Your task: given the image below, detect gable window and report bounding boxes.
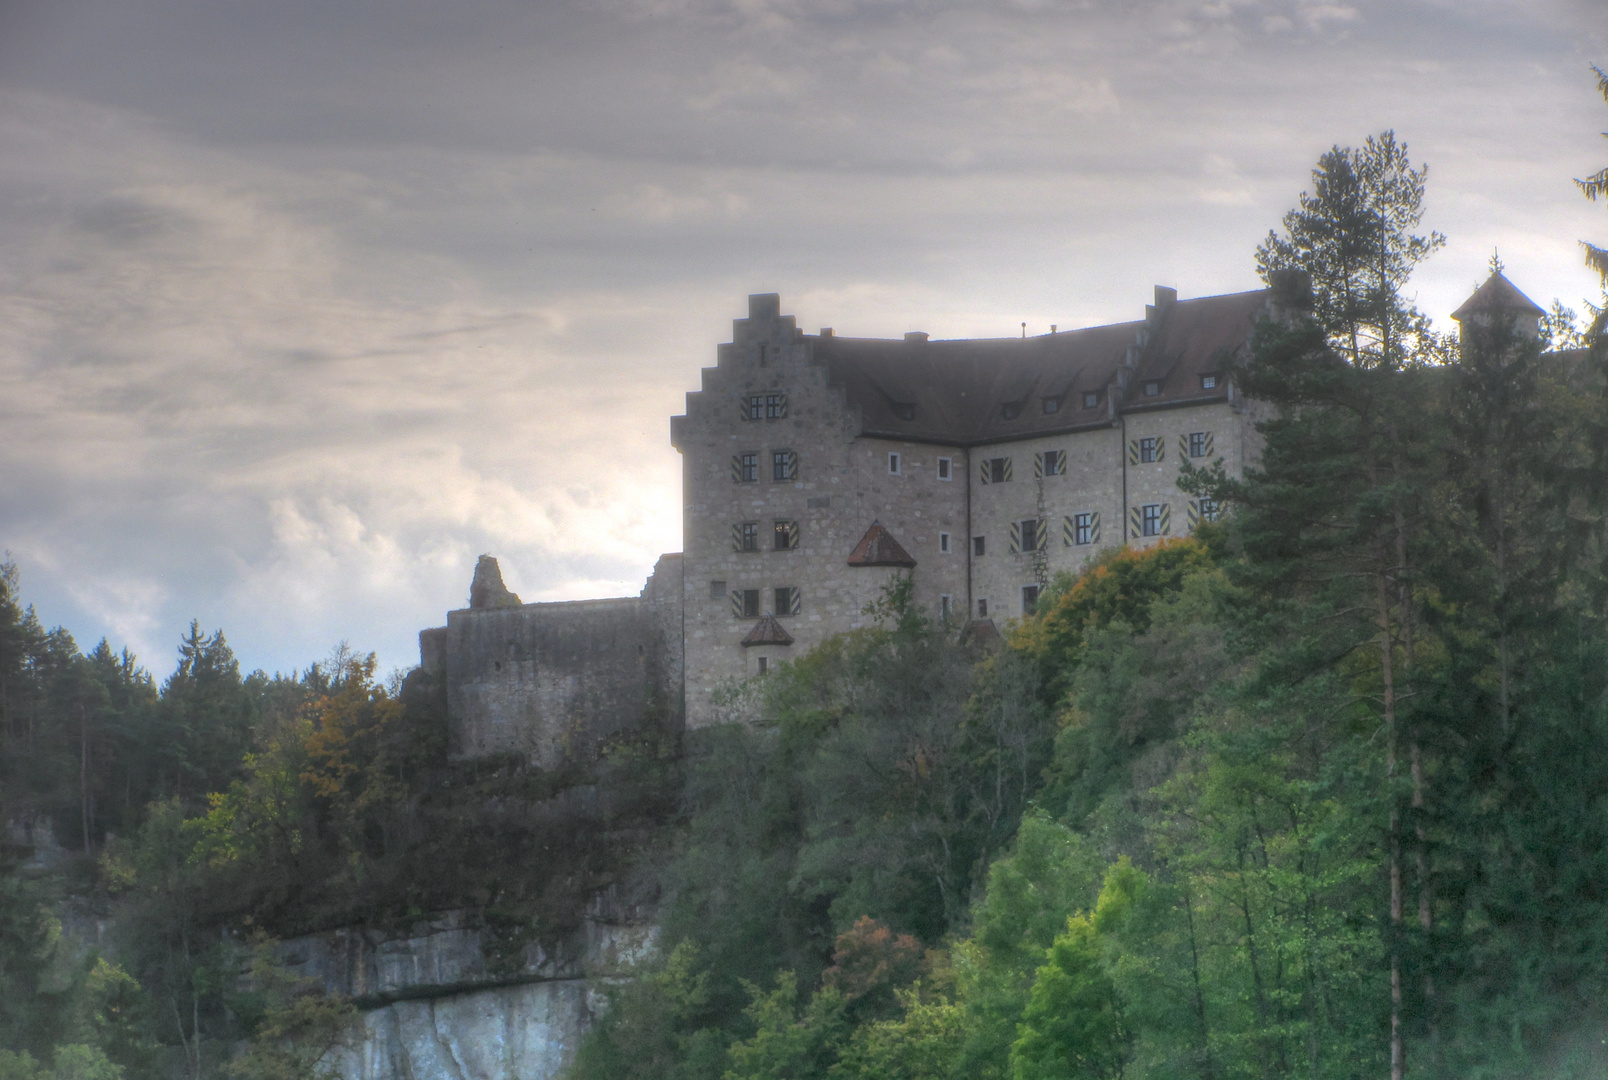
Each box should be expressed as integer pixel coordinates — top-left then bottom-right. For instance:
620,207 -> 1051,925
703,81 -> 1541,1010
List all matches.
1022,584 -> 1040,616
774,586 -> 801,615
1001,402 -> 1022,420
936,457 -> 952,480
1083,391 -> 1101,409
1187,431 -> 1211,458
1142,380 -> 1162,397
1200,373 -> 1218,390
733,452 -> 759,482
977,598 -> 989,618
939,532 -> 951,554
888,452 -> 901,474
733,588 -> 760,618
709,580 -> 726,599
773,520 -> 799,551
1139,437 -> 1160,463
1037,450 -> 1065,477
773,450 -> 797,481
764,393 -> 788,419
1141,503 -> 1163,537
973,535 -> 986,557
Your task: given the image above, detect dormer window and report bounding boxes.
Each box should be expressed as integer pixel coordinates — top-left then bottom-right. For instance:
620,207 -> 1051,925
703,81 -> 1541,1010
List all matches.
1001,403 -> 1023,420
1200,373 -> 1218,390
1142,380 -> 1162,397
1042,396 -> 1061,415
1082,391 -> 1101,409
894,403 -> 915,421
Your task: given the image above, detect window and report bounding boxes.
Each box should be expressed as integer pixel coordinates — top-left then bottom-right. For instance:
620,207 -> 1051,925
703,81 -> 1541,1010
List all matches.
1083,391 -> 1101,409
1016,518 -> 1042,553
1139,437 -> 1160,463
984,457 -> 1011,484
1001,403 -> 1022,420
940,595 -> 953,623
936,457 -> 952,480
1072,512 -> 1098,546
774,586 -> 800,615
939,532 -> 951,554
1198,498 -> 1220,523
973,535 -> 986,557
765,393 -> 788,419
1037,450 -> 1065,477
773,520 -> 799,551
1142,380 -> 1162,397
709,580 -> 726,599
757,343 -> 768,366
1200,373 -> 1218,390
1022,584 -> 1040,616
734,452 -> 759,482
757,656 -> 769,674
1141,503 -> 1163,537
894,403 -> 916,421
977,598 -> 989,618
1042,396 -> 1060,414
734,522 -> 759,552
746,394 -> 764,420
1187,431 -> 1210,458
773,450 -> 796,481
734,588 -> 760,617
888,452 -> 901,474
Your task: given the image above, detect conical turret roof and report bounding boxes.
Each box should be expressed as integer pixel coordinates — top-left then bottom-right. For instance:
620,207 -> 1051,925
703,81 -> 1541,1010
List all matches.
846,522 -> 917,568
1451,271 -> 1545,321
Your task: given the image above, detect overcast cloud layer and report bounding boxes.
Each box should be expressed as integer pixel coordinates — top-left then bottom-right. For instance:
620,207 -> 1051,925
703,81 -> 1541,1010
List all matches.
1,0 -> 1604,679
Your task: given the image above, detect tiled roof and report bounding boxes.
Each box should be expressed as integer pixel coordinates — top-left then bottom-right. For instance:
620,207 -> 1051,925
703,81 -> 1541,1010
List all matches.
847,523 -> 917,568
741,615 -> 795,647
810,288 -> 1270,446
1451,272 -> 1546,320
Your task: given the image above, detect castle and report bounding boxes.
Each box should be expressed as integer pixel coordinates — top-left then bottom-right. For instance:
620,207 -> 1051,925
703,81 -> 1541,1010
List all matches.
417,271 -> 1546,759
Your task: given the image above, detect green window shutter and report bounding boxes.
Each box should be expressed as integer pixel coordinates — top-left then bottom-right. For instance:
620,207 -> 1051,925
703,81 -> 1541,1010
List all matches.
1127,440 -> 1140,465
1204,432 -> 1214,456
1002,457 -> 1012,481
1008,521 -> 1021,553
787,587 -> 801,615
1187,500 -> 1200,530
777,396 -> 788,418
1033,453 -> 1042,479
1160,504 -> 1172,534
1156,439 -> 1165,462
1062,516 -> 1075,547
786,451 -> 798,479
730,591 -> 743,618
1090,512 -> 1101,545
731,524 -> 745,553
786,521 -> 800,549
1034,519 -> 1048,551
1129,506 -> 1142,538
731,456 -> 743,482
1178,434 -> 1189,459
979,460 -> 991,485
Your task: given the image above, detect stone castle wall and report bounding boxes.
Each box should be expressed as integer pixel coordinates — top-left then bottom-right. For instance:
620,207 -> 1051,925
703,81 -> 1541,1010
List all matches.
421,555 -> 683,768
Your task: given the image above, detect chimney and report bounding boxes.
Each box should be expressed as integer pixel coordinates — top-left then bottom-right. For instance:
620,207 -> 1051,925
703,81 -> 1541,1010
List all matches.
904,331 -> 929,344
819,327 -> 834,337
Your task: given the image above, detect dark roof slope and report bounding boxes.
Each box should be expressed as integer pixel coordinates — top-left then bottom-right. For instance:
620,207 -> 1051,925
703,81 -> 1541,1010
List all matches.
742,616 -> 795,647
810,288 -> 1269,446
1451,272 -> 1546,320
847,523 -> 917,568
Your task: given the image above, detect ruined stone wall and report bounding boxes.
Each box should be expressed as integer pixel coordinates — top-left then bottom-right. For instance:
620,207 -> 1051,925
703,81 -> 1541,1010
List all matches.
424,556 -> 683,768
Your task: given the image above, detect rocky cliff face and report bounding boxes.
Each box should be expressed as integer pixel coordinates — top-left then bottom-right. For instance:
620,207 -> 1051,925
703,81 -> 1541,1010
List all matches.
281,889 -> 656,1080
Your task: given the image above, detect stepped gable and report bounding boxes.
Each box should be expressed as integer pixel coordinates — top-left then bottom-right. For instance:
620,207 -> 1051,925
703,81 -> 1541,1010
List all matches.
1451,271 -> 1546,320
810,287 -> 1270,445
741,615 -> 795,647
847,522 -> 917,568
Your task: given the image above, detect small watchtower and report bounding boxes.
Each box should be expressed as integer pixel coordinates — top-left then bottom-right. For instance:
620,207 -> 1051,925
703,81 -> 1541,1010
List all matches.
1450,271 -> 1546,360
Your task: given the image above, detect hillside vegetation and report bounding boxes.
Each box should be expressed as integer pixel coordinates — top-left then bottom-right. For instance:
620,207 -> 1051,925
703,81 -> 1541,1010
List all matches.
4,88 -> 1608,1080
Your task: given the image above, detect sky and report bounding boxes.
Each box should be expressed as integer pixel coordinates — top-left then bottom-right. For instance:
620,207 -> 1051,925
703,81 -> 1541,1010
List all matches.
1,0 -> 1605,681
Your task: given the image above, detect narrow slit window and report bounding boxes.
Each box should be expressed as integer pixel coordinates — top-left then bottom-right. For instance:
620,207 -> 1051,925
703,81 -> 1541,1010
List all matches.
936,457 -> 952,480
939,532 -> 951,554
